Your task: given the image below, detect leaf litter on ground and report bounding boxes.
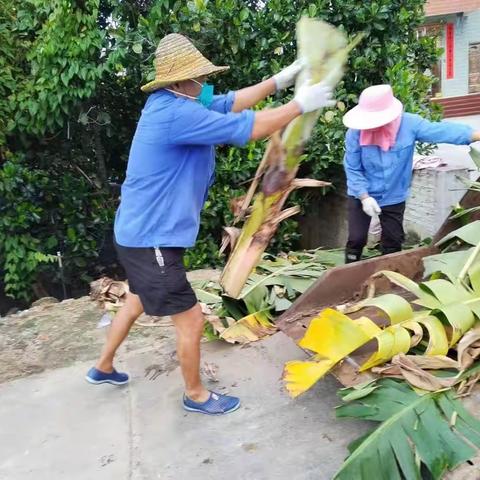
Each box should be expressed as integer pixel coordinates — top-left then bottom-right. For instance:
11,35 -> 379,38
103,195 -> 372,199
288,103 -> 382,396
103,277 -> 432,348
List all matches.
193,248 -> 345,343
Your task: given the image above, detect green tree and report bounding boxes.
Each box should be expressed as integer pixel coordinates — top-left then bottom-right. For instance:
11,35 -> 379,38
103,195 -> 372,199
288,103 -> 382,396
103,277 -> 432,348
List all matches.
0,0 -> 440,300
1,0 -> 115,300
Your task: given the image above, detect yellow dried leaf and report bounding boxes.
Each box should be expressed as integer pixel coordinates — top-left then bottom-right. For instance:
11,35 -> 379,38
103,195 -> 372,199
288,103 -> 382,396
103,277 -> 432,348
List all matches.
283,310 -> 380,398
363,294 -> 413,324
284,357 -> 335,398
402,321 -> 423,347
298,308 -> 377,361
355,316 -> 383,338
219,312 -> 276,344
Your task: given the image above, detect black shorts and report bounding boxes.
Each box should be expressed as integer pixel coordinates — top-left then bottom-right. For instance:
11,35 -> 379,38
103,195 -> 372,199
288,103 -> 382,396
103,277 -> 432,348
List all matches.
114,240 -> 197,316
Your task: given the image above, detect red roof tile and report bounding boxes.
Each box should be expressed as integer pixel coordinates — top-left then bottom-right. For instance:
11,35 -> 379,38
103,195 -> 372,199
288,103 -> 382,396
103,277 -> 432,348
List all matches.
425,0 -> 480,16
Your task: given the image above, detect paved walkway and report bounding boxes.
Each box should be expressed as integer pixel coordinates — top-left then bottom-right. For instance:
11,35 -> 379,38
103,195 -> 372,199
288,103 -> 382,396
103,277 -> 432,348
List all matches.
0,332 -> 368,480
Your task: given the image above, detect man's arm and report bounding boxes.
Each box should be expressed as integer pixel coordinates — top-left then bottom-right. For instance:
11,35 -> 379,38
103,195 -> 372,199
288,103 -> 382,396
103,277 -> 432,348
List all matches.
250,101 -> 301,139
250,82 -> 334,140
232,78 -> 276,112
232,59 -> 302,112
170,81 -> 333,146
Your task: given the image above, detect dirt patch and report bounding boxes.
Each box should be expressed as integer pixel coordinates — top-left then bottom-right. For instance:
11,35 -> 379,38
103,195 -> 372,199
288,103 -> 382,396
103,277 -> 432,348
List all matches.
0,296 -> 176,384
0,268 -> 220,384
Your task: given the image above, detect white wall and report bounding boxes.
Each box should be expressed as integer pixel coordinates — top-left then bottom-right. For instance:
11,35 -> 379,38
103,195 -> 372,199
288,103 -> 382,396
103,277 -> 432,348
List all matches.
404,165 -> 470,238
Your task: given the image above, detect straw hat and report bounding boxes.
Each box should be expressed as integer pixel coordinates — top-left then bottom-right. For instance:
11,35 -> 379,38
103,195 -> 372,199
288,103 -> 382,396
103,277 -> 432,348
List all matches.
141,33 -> 229,93
343,85 -> 403,130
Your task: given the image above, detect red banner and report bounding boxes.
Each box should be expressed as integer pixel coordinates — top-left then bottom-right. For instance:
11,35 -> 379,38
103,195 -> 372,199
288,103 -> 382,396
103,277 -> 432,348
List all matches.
446,23 -> 455,79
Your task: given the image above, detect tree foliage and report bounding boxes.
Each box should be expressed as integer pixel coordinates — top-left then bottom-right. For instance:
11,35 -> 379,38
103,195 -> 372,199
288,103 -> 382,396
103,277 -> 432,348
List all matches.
0,0 -> 440,300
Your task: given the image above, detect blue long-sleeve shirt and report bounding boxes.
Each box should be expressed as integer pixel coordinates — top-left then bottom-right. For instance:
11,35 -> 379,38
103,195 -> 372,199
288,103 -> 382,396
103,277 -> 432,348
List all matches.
343,112 -> 473,206
114,90 -> 255,248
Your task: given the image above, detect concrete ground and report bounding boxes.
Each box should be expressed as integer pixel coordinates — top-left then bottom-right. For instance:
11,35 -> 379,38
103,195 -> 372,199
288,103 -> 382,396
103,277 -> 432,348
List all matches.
0,328 -> 368,480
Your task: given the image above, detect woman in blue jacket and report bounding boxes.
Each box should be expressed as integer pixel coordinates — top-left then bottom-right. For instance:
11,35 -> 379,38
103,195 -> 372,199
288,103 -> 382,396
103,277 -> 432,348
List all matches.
342,84 -> 480,263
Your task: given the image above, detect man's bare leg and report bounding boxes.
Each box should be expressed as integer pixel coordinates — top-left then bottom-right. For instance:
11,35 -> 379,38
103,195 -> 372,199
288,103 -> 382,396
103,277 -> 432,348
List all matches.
95,292 -> 144,373
172,303 -> 210,402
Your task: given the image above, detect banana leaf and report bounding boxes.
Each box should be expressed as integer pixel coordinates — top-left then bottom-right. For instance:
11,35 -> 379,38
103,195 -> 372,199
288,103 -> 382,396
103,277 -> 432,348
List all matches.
238,261 -> 324,299
423,248 -> 474,281
470,145 -> 480,168
449,178 -> 480,220
281,247 -> 345,267
242,283 -> 271,314
435,220 -> 480,247
203,247 -> 343,343
334,378 -> 480,480
219,309 -> 276,344
271,294 -> 292,312
195,288 -> 222,305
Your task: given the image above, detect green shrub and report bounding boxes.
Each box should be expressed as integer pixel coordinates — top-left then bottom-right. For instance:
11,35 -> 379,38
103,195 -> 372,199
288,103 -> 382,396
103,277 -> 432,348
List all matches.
0,0 -> 440,299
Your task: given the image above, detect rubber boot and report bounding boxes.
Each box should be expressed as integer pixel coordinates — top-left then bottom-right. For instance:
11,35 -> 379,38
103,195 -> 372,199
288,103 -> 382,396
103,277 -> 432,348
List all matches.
345,249 -> 362,264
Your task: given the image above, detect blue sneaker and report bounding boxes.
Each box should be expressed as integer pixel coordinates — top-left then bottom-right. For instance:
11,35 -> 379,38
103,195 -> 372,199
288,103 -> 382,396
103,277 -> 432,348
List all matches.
85,367 -> 129,386
183,391 -> 241,415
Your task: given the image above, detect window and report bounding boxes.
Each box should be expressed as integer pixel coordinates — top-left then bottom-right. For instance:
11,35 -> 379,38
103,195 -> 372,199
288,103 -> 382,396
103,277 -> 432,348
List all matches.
469,43 -> 480,93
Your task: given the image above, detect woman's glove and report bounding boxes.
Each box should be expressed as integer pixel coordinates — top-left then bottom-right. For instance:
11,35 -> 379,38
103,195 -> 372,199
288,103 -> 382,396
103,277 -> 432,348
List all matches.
361,196 -> 382,217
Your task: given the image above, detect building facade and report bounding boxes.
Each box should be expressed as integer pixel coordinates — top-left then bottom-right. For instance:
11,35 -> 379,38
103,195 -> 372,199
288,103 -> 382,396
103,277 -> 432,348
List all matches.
423,0 -> 480,116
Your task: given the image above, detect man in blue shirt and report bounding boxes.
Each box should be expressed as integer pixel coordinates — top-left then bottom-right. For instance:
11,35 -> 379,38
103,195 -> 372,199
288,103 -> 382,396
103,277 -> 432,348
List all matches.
86,33 -> 334,415
342,84 -> 480,263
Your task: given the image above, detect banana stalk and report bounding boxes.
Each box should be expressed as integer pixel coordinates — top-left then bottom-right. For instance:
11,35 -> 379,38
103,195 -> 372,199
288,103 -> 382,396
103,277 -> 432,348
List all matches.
220,18 -> 363,298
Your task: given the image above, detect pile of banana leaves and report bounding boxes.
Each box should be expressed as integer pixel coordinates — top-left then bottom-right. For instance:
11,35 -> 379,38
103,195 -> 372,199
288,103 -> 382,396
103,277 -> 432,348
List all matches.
192,248 -> 344,343
284,214 -> 480,479
89,247 -> 345,340
285,219 -> 480,393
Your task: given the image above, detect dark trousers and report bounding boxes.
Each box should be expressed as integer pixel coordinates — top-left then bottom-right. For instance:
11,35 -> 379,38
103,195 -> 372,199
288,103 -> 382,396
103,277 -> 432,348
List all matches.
345,197 -> 405,263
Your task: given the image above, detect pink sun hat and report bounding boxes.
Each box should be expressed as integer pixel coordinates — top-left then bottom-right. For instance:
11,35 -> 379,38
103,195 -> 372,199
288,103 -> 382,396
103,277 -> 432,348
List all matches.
342,85 -> 403,130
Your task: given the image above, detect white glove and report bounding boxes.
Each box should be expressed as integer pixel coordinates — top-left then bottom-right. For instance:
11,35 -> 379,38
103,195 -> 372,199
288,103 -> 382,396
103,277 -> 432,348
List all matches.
273,59 -> 303,91
361,196 -> 382,217
294,81 -> 335,113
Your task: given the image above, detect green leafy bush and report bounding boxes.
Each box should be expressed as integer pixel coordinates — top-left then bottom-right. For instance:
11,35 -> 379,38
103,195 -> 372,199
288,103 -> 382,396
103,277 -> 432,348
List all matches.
0,0 -> 440,299
0,154 -> 112,300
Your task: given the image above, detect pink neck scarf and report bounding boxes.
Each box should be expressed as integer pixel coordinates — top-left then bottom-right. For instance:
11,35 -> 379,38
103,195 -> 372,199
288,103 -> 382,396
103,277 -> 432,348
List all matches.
359,114 -> 403,152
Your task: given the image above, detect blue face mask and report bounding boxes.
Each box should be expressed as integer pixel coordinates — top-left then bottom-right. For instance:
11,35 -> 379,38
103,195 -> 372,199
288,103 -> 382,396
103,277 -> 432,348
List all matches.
192,79 -> 214,108
198,83 -> 214,107
167,80 -> 215,107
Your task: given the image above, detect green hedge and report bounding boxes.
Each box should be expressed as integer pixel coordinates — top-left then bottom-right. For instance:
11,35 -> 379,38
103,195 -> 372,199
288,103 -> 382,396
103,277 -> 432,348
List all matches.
0,0 -> 439,299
